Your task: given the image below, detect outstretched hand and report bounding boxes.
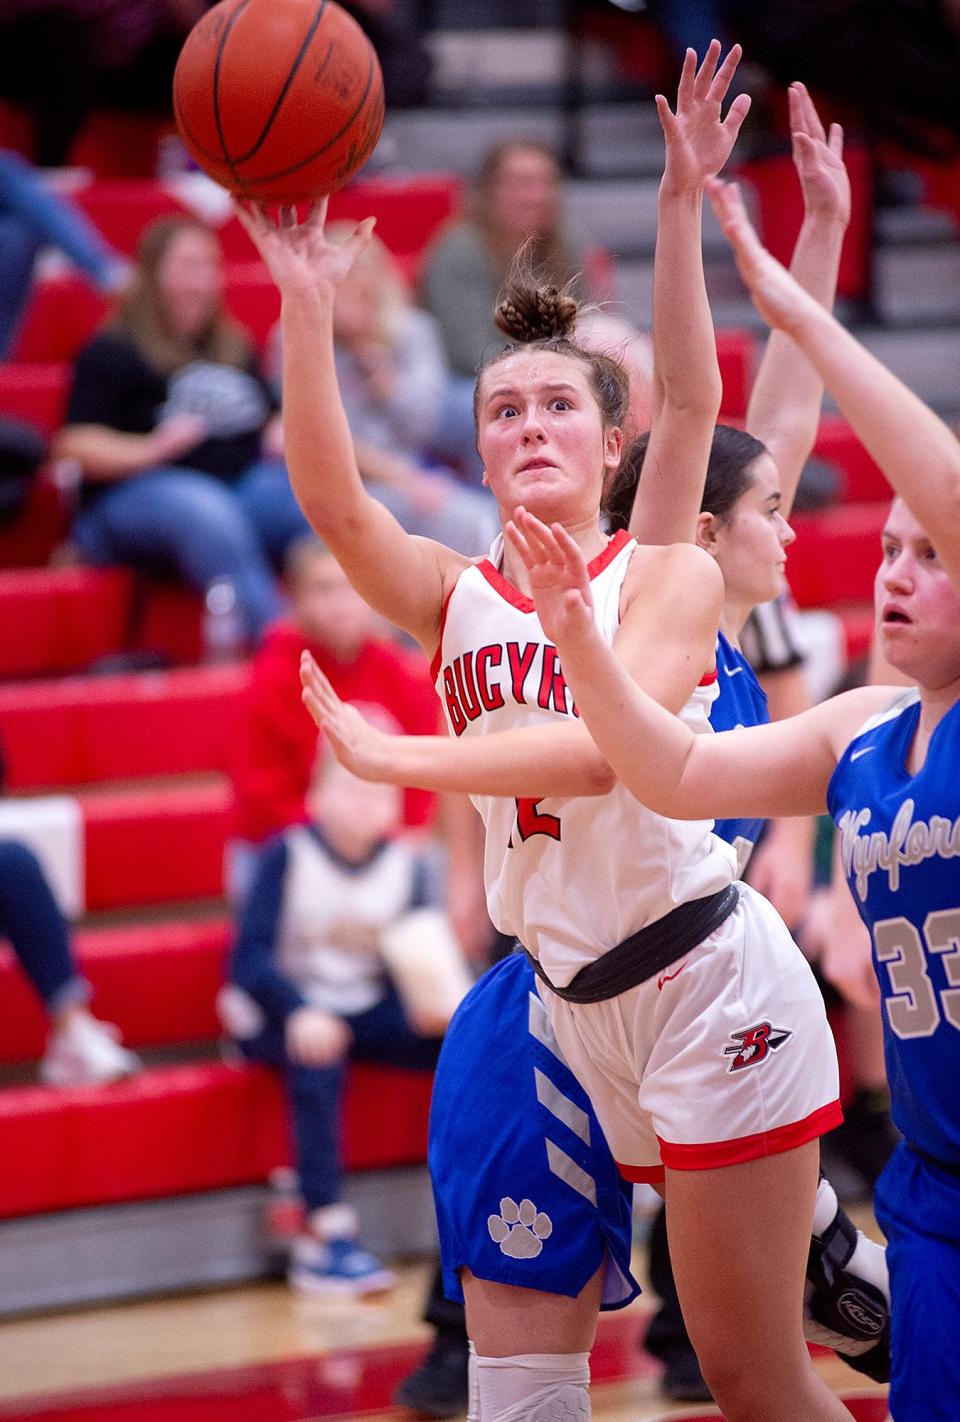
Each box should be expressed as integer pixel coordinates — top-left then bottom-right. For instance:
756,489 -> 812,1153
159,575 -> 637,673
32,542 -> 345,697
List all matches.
504,508 -> 598,650
789,81 -> 850,227
657,39 -> 751,195
706,177 -> 820,334
234,196 -> 376,300
300,651 -> 392,781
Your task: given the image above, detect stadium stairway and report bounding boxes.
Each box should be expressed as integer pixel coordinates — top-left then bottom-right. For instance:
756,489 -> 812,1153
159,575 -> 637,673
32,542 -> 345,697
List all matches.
0,661 -> 440,1315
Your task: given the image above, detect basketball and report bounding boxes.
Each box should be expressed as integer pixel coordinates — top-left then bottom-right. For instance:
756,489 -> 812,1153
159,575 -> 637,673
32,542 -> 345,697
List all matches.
172,0 -> 385,203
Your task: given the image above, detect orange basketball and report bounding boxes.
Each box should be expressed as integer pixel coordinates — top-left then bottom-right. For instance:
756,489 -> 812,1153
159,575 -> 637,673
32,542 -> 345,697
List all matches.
172,0 -> 385,203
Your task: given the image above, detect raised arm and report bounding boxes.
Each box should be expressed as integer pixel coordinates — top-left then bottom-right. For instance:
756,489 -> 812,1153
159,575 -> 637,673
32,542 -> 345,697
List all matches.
710,179 -> 960,587
235,200 -> 465,650
299,541 -> 720,800
745,83 -> 850,517
630,40 -> 751,546
506,509 -> 893,820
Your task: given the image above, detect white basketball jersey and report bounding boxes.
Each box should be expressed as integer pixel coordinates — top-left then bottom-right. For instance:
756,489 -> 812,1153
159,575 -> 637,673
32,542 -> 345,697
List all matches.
433,530 -> 737,987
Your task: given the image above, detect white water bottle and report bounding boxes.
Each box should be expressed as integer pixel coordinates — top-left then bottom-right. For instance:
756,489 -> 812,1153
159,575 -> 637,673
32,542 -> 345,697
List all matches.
203,578 -> 244,662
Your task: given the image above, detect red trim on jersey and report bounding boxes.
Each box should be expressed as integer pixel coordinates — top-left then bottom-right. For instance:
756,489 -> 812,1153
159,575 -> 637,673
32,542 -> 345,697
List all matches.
429,586 -> 457,683
477,528 -> 633,614
617,1161 -> 665,1185
657,1099 -> 844,1172
698,667 -> 718,686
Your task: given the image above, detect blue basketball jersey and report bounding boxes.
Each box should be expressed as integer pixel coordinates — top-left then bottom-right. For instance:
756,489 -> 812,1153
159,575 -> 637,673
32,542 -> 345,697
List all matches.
828,689 -> 960,1167
711,630 -> 769,871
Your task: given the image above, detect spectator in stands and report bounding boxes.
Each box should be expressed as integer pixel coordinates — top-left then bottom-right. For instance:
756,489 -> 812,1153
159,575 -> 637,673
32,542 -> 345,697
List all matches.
0,839 -> 141,1086
0,148 -> 129,359
268,229 -> 496,553
419,140 -> 591,481
56,216 -> 311,646
228,535 -> 441,903
218,742 -> 453,1296
0,1 -> 205,168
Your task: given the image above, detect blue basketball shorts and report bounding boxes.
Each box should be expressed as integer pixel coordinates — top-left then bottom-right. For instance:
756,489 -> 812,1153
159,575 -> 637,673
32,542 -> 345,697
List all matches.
428,951 -> 640,1309
874,1141 -> 960,1422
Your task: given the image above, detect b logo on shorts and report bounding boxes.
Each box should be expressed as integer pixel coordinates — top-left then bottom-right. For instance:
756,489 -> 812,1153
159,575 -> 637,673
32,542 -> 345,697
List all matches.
723,1021 -> 792,1072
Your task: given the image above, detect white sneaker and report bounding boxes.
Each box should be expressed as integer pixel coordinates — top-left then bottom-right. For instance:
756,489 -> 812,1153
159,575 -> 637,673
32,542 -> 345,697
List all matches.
40,1013 -> 142,1087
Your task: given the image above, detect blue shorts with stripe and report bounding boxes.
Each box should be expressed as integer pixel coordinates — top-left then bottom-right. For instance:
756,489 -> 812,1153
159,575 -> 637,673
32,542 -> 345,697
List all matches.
428,951 -> 640,1309
874,1142 -> 960,1422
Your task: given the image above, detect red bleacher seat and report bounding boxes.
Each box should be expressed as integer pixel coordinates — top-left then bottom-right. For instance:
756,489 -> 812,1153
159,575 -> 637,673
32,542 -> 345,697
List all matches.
11,278 -> 109,364
0,918 -> 230,1064
81,781 -> 231,911
72,181 -> 189,257
0,1059 -> 433,1219
814,417 -> 892,503
0,362 -> 70,433
327,175 -> 462,265
0,476 -> 67,570
0,567 -> 132,679
0,1064 -> 285,1218
0,364 -> 74,566
716,328 -> 756,418
736,147 -> 874,302
223,265 -> 280,350
787,503 -> 888,609
0,664 -> 248,790
0,568 -> 205,678
834,601 -> 877,665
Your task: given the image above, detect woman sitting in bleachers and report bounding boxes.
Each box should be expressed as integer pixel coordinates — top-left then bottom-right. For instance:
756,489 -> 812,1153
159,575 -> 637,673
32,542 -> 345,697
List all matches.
268,228 -> 497,557
55,216 -> 313,647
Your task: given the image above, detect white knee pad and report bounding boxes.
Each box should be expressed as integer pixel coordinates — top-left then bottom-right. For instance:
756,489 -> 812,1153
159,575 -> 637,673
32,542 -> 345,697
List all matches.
474,1351 -> 590,1422
468,1342 -> 480,1422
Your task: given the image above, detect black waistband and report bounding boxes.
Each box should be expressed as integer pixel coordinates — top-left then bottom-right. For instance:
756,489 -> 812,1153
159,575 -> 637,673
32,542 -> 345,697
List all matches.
527,883 -> 740,1005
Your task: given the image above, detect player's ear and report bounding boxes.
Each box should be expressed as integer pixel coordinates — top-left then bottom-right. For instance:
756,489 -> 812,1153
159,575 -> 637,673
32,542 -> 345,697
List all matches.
696,511 -> 720,555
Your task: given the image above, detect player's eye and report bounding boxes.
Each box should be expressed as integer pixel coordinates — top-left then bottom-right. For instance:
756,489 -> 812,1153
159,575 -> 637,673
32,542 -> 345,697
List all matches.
497,405 -> 518,419
550,398 -> 571,412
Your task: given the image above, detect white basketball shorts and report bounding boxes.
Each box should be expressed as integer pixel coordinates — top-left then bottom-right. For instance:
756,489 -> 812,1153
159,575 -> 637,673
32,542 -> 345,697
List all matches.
541,882 -> 841,1183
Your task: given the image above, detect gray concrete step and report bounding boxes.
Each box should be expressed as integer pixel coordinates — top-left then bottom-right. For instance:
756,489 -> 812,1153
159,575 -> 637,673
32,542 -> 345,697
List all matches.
873,241 -> 960,325
386,101 -> 663,177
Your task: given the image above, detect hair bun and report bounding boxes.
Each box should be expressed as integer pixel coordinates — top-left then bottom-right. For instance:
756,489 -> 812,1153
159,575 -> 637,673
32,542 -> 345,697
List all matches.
494,281 -> 579,344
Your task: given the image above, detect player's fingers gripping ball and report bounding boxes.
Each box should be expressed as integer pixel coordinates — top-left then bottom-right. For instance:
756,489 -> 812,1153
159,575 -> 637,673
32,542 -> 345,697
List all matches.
173,0 -> 385,203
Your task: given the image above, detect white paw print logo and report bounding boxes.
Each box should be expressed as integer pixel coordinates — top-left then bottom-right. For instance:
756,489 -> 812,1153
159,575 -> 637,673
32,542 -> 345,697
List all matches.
487,1197 -> 553,1258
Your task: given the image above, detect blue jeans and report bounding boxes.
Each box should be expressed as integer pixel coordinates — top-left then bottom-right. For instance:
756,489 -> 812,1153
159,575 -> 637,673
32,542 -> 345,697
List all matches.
239,987 -> 440,1211
72,467 -> 285,644
0,840 -> 88,1015
0,149 -> 121,358
233,459 -> 312,570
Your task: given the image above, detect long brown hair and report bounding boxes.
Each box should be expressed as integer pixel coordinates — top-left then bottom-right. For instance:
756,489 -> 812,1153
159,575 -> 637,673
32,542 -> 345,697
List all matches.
471,140 -> 579,291
107,216 -> 250,375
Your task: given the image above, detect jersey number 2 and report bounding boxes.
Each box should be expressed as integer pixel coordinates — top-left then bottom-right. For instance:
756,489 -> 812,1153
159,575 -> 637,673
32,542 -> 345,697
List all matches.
512,797 -> 561,844
874,910 -> 960,1039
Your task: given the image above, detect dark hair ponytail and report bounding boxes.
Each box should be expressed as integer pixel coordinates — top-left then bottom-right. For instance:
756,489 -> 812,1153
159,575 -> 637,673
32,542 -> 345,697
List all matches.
604,424 -> 768,531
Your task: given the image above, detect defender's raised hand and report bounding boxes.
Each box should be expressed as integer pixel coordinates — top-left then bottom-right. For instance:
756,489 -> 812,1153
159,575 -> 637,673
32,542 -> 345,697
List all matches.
789,81 -> 850,227
658,40 -> 751,195
707,178 -> 821,335
504,509 -> 598,651
234,196 -> 376,300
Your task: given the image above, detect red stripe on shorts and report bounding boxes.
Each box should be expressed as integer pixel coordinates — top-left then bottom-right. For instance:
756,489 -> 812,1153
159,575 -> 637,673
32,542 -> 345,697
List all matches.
657,1099 -> 844,1171
616,1161 -> 666,1185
